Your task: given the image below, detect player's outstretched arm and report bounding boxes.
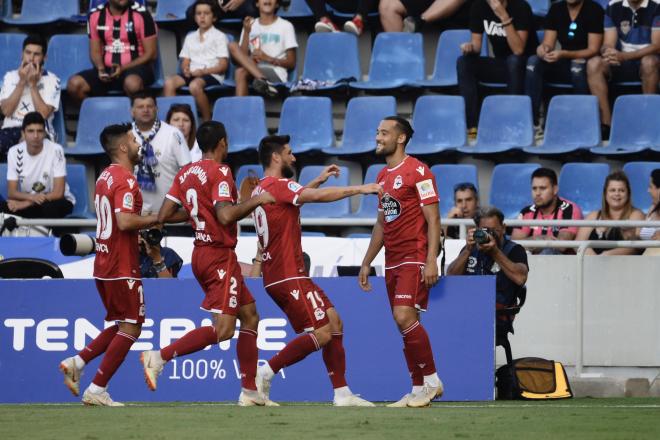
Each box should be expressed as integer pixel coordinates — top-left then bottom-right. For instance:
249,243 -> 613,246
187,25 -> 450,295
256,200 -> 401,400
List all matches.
157,198 -> 189,225
304,165 -> 340,189
298,183 -> 381,204
422,203 -> 441,288
116,212 -> 158,231
215,192 -> 276,225
359,211 -> 385,292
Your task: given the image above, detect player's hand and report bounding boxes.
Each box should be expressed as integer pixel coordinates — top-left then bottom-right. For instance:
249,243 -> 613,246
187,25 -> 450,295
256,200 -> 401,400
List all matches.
358,264 -> 372,292
316,164 -> 340,184
223,0 -> 245,12
258,191 -> 276,205
460,42 -> 474,55
360,183 -> 382,196
423,259 -> 439,288
109,64 -> 122,79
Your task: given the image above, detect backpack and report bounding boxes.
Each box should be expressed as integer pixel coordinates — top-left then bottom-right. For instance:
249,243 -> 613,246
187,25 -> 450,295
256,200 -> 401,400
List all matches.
496,357 -> 573,400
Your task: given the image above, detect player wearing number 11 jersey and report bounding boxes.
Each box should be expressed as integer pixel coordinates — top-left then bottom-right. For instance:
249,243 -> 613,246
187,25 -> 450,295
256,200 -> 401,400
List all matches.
252,135 -> 380,406
140,121 -> 274,406
59,124 -> 159,406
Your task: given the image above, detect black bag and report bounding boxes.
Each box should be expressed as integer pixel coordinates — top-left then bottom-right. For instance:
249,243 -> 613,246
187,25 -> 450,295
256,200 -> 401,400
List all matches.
496,357 -> 573,400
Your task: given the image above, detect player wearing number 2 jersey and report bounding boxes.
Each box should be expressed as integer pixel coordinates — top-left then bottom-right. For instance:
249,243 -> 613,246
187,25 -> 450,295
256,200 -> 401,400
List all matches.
140,121 -> 274,406
359,117 -> 444,408
252,135 -> 380,407
59,124 -> 158,406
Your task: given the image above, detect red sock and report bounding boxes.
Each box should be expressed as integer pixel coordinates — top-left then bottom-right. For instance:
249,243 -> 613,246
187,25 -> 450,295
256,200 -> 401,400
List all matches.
403,347 -> 424,386
401,321 -> 436,376
322,333 -> 347,389
268,333 -> 320,373
78,325 -> 118,364
160,326 -> 218,361
91,331 -> 136,388
237,328 -> 258,390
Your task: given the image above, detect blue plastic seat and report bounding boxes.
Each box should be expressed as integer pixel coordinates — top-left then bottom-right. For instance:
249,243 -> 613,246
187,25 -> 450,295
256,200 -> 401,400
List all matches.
45,34 -> 93,91
622,162 -> 660,211
66,164 -> 95,218
277,97 -> 334,154
527,0 -> 550,16
2,0 -> 79,25
154,0 -> 194,24
406,95 -> 466,154
180,33 -> 235,95
67,97 -> 132,157
430,164 -> 479,217
350,32 -> 424,91
355,163 -> 384,218
0,33 -> 27,78
279,0 -> 313,19
212,97 -> 267,154
300,33 -> 361,92
458,95 -> 534,155
0,163 -> 8,199
235,164 -> 264,189
558,163 -> 610,216
489,163 -> 541,219
322,96 -> 396,156
52,104 -> 66,146
302,231 -> 326,237
524,95 -> 601,155
299,166 -> 350,218
591,95 -> 660,155
156,96 -> 198,125
414,29 -> 472,88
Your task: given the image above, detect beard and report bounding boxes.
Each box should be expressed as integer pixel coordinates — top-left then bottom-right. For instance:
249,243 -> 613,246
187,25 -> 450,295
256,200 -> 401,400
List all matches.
282,163 -> 295,179
536,197 -> 556,211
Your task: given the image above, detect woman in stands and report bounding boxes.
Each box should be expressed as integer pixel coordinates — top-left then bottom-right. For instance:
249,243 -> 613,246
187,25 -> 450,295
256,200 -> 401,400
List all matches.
576,171 -> 645,255
166,104 -> 201,162
640,169 -> 660,255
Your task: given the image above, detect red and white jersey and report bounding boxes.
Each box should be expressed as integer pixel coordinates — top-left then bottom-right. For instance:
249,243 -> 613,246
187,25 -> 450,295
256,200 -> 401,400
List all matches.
252,176 -> 307,288
166,159 -> 238,248
93,164 -> 143,280
376,156 -> 439,269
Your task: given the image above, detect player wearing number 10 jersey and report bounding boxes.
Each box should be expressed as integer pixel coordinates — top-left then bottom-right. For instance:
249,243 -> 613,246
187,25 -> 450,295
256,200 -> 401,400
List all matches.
252,135 -> 380,406
140,121 -> 274,406
59,124 -> 159,406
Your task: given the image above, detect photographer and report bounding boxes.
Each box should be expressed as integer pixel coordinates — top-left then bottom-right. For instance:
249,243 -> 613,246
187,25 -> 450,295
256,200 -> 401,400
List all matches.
138,230 -> 183,279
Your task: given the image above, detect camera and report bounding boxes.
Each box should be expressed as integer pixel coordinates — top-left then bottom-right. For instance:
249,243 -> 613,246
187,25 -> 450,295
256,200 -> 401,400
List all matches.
140,228 -> 163,247
60,234 -> 96,256
473,228 -> 492,245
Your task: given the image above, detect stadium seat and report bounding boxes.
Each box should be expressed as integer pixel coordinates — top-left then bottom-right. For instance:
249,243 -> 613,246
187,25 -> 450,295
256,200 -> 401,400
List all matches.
0,33 -> 26,78
346,232 -> 372,238
2,0 -> 79,26
212,97 -> 267,154
278,97 -> 334,154
355,163 -> 383,218
302,231 -> 326,237
66,164 -> 95,219
298,165 -> 350,218
458,95 -> 534,155
300,33 -> 361,92
591,95 -> 660,155
45,34 -> 93,91
279,0 -> 313,19
489,163 -> 541,219
67,97 -> 132,157
180,33 -> 236,95
413,29 -> 472,88
0,258 -> 63,279
430,164 -> 479,217
558,163 -> 610,216
235,164 -> 264,189
524,95 -> 600,155
622,162 -> 660,211
154,0 -> 194,24
406,95 -> 466,155
52,104 -> 66,146
527,0 -> 550,16
156,96 -> 198,125
0,163 -> 8,198
350,32 -> 424,91
322,96 -> 396,156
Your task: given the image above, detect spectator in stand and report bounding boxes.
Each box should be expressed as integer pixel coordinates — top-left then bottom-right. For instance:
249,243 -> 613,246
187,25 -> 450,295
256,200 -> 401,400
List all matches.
379,0 -> 473,32
525,0 -> 604,137
234,0 -> 297,97
511,168 -> 583,254
307,0 -> 377,35
131,92 -> 191,215
67,0 -> 157,101
0,112 -> 75,218
164,0 -> 228,122
138,233 -> 183,279
445,182 -> 480,239
587,0 -> 660,138
458,0 -> 536,139
0,35 -> 61,155
576,171 -> 645,255
187,0 -> 258,24
640,169 -> 660,255
166,103 -> 201,162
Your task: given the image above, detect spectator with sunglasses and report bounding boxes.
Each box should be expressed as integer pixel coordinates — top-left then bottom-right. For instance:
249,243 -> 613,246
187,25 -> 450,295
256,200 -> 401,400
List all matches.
525,0 -> 604,138
445,182 -> 480,239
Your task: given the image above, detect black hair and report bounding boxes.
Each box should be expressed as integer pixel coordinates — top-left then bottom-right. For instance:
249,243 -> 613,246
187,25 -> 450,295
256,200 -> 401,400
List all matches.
255,0 -> 280,13
473,206 -> 504,226
193,0 -> 221,19
258,134 -> 290,167
99,123 -> 133,155
531,167 -> 558,186
453,182 -> 478,197
22,34 -> 47,55
382,116 -> 414,147
130,90 -> 156,106
166,103 -> 197,149
196,121 -> 227,153
21,112 -> 45,131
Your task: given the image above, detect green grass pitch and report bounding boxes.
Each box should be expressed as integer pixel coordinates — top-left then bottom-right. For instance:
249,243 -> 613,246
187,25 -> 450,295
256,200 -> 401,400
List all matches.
2,399 -> 660,439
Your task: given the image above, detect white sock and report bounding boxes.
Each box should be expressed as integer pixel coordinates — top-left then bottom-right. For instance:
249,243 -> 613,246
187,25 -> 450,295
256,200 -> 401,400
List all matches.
334,386 -> 352,399
88,383 -> 105,394
412,385 -> 424,394
242,387 -> 259,396
260,362 -> 275,379
424,373 -> 441,387
73,355 -> 86,370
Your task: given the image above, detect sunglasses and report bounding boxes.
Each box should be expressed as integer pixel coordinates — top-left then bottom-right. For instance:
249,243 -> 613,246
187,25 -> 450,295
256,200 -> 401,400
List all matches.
568,21 -> 577,39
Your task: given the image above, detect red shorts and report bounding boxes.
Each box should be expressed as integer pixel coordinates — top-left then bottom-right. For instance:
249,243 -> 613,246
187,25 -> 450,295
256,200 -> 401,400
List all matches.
192,246 -> 255,316
95,278 -> 145,324
385,264 -> 429,311
266,278 -> 333,334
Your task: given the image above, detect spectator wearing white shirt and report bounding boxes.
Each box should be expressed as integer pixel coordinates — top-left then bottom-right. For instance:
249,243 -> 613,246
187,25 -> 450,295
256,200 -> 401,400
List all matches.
0,35 -> 61,156
1,112 -> 75,218
131,92 -> 191,215
163,0 -> 229,122
166,103 -> 202,162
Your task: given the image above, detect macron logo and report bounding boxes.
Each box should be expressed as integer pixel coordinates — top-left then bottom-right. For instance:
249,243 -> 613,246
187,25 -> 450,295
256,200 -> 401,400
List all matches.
219,167 -> 229,176
416,166 -> 425,176
217,269 -> 226,280
290,289 -> 300,300
127,178 -> 135,189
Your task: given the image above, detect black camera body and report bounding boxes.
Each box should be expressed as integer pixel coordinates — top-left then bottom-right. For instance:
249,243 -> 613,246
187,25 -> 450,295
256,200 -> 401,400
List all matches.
473,228 -> 492,245
140,228 -> 163,246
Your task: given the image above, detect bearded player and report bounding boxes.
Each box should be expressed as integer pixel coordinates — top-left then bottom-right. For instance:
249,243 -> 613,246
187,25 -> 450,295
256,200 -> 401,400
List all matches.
59,124 -> 158,406
140,121 -> 275,406
359,116 -> 443,408
251,135 -> 380,406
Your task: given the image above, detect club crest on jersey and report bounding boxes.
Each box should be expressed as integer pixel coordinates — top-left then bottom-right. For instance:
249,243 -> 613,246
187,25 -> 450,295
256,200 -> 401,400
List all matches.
218,181 -> 230,198
381,193 -> 402,223
314,308 -> 326,321
288,181 -> 303,192
393,175 -> 403,190
416,179 -> 436,200
229,296 -> 238,308
122,192 -> 134,210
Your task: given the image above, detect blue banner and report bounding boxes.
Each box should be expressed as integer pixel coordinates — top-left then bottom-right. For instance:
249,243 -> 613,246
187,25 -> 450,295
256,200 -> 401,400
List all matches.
0,276 -> 494,403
